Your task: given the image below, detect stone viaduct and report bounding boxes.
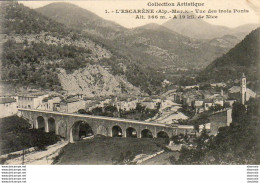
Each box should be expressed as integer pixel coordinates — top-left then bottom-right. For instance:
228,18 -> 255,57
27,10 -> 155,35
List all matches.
18,109 -> 195,143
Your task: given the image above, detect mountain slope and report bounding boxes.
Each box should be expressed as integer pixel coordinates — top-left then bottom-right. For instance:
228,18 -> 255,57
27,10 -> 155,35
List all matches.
232,24 -> 260,39
35,3 -> 241,70
162,14 -> 231,40
0,2 -> 149,96
162,14 -> 259,40
199,27 -> 260,90
112,24 -> 240,70
36,2 -> 126,39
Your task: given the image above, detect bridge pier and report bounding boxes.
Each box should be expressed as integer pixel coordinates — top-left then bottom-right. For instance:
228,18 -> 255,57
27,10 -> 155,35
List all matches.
122,130 -> 126,138
55,123 -> 59,135
69,128 -> 74,143
45,119 -> 49,133
35,118 -> 38,129
108,128 -> 113,137
137,131 -> 141,138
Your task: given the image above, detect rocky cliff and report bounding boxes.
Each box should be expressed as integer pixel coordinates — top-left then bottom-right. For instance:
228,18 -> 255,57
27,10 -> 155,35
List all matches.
58,64 -> 142,96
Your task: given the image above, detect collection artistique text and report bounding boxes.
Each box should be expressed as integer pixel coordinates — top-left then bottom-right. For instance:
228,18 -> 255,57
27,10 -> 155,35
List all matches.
147,2 -> 205,7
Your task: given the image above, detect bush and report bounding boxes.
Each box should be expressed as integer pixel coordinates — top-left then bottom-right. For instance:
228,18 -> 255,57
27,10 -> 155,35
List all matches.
175,99 -> 260,164
0,116 -> 60,154
169,155 -> 177,164
112,150 -> 135,165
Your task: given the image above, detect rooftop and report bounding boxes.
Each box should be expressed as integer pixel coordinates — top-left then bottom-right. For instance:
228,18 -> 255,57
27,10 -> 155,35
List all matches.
142,98 -> 154,102
228,86 -> 256,95
18,92 -> 48,98
42,95 -> 61,102
61,98 -> 81,104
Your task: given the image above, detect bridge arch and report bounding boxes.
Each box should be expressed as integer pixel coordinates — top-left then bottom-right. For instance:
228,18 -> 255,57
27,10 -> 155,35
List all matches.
112,125 -> 122,137
96,125 -> 108,136
70,121 -> 94,142
48,117 -> 56,132
157,131 -> 169,138
126,127 -> 137,138
141,129 -> 153,138
36,116 -> 45,131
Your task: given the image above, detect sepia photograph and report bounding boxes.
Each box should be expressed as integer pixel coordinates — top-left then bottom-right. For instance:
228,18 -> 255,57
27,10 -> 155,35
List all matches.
0,0 -> 259,169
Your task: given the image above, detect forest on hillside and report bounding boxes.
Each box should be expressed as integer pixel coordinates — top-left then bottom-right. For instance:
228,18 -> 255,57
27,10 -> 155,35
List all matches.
198,27 -> 260,92
0,2 -> 165,94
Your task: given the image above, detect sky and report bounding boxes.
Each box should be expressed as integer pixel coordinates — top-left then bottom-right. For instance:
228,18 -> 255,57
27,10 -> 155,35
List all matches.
20,0 -> 260,28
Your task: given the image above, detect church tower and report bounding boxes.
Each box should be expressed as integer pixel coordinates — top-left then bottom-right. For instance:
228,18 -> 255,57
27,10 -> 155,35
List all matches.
240,73 -> 246,105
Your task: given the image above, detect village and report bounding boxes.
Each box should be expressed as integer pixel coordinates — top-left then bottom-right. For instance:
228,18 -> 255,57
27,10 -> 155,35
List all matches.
0,73 -> 256,139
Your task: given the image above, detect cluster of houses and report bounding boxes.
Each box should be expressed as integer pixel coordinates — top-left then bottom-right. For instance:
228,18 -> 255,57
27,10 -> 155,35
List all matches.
17,93 -> 87,113
0,93 -> 86,117
0,74 -> 257,122
0,91 -> 177,118
85,95 -> 176,113
180,89 -> 233,113
168,74 -> 256,114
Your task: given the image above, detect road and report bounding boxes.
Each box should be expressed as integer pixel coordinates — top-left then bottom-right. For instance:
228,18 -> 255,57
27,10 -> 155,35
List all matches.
4,140 -> 68,165
139,151 -> 180,165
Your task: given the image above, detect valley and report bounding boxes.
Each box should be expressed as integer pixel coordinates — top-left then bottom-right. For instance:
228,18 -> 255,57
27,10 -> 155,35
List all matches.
0,1 -> 259,166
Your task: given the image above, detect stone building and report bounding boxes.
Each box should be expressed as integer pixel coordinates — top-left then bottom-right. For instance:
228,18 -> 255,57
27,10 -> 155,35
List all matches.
59,98 -> 86,113
0,97 -> 18,118
141,98 -> 159,110
37,96 -> 62,111
17,93 -> 49,109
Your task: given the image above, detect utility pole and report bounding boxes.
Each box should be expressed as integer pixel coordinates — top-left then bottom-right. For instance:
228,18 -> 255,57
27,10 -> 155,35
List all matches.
22,149 -> 25,165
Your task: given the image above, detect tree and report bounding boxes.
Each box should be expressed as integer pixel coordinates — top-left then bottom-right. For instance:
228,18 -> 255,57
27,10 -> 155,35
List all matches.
209,104 -> 225,112
78,109 -> 88,114
247,98 -> 260,118
196,129 -> 209,150
171,135 -> 181,144
91,107 -> 103,115
136,103 -> 145,113
105,105 -> 117,113
169,155 -> 177,164
175,98 -> 260,165
232,102 -> 247,125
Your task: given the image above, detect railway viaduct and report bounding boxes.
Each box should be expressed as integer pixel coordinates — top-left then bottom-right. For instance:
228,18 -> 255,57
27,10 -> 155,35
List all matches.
18,109 -> 195,143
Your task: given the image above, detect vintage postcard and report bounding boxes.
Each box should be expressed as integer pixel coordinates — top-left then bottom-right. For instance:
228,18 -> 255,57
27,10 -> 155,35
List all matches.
0,0 -> 259,170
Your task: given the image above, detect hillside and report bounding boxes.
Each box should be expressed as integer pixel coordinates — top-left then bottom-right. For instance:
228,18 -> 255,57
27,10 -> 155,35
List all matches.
162,13 -> 259,40
2,2 -> 258,96
0,2 -> 155,95
232,24 -> 260,39
35,2 -> 240,72
199,27 -> 260,91
112,24 -> 240,70
207,35 -> 241,48
36,2 -> 126,39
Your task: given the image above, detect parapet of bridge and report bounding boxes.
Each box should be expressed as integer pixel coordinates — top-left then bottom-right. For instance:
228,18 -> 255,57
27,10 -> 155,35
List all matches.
18,108 -> 195,143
